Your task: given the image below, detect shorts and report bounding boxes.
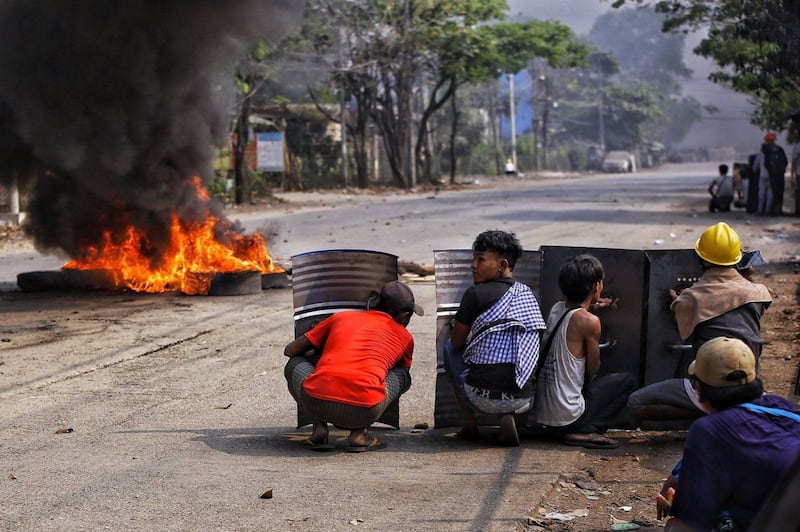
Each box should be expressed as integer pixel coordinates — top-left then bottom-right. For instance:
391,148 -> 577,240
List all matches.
443,339 -> 532,415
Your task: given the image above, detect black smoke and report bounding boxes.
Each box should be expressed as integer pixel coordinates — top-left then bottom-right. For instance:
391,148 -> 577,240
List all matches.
0,0 -> 300,262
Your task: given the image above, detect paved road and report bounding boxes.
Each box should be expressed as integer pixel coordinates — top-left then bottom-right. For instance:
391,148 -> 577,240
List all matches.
1,163 -> 796,530
229,162 -> 797,268
2,163 -> 795,284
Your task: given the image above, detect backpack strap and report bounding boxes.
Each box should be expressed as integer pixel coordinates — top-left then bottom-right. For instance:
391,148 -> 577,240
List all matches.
738,402 -> 800,422
534,309 -> 571,380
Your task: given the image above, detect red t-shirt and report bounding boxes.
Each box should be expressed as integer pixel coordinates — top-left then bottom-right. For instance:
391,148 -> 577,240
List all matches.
302,310 -> 414,407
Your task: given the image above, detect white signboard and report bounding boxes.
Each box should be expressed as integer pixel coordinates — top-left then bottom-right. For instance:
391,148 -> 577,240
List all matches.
256,132 -> 284,172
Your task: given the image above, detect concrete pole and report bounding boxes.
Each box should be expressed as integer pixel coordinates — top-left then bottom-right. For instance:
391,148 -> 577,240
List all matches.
508,73 -> 517,171
340,76 -> 348,188
598,75 -> 606,153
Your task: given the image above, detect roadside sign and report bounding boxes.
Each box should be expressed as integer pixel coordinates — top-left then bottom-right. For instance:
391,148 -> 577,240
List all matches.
256,132 -> 284,172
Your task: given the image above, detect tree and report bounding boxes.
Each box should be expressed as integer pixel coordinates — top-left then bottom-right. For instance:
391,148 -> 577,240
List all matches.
417,18 -> 586,182
301,0 -> 378,189
481,21 -> 587,173
232,42 -> 275,203
540,69 -> 660,159
613,0 -> 800,130
587,6 -> 701,147
304,0 -> 586,187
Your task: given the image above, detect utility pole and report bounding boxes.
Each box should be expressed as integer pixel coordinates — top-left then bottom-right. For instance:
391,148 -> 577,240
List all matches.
508,73 -> 517,172
541,75 -> 551,170
597,75 -> 606,153
340,76 -> 348,188
338,26 -> 349,188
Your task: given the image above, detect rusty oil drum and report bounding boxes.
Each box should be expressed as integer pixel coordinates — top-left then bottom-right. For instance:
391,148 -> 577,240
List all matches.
290,249 -> 398,337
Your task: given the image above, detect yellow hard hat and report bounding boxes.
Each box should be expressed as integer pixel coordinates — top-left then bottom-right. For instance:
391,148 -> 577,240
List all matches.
694,222 -> 742,266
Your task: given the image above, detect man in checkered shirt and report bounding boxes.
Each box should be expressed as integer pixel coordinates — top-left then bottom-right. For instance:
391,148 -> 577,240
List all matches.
442,230 -> 546,446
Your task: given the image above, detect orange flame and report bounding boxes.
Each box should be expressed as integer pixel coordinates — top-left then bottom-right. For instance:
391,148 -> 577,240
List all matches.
63,178 -> 283,295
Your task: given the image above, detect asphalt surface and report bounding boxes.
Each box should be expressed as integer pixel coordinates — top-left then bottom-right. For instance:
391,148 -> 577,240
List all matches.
1,279 -> 588,531
2,164 -> 797,530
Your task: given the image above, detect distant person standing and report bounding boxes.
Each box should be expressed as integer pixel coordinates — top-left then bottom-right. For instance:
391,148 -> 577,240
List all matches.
504,158 -> 517,176
752,142 -> 771,215
791,130 -> 800,217
754,132 -> 787,215
707,164 -> 733,212
731,162 -> 748,208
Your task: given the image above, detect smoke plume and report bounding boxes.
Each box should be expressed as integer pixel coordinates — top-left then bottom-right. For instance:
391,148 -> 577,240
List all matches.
0,0 -> 300,261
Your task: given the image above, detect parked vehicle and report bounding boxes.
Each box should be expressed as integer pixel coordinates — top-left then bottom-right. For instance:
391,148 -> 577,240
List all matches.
602,150 -> 636,173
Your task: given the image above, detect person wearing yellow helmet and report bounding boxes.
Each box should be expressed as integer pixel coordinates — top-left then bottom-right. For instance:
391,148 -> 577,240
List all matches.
627,222 -> 772,424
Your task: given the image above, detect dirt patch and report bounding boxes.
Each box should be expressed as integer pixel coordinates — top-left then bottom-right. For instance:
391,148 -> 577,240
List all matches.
529,261 -> 800,531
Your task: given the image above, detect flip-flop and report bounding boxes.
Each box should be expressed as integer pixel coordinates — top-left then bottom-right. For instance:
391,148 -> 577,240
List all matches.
301,437 -> 336,452
344,436 -> 387,453
564,437 -> 619,449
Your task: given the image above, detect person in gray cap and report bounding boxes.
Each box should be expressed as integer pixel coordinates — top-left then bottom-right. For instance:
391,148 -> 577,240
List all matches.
283,280 -> 423,452
655,337 -> 800,532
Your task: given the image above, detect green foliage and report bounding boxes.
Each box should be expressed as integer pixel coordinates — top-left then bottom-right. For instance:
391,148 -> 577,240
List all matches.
281,109 -> 342,188
477,20 -> 587,78
615,0 -> 800,130
585,6 -> 700,147
590,7 -> 691,92
602,83 -> 663,149
566,146 -> 588,171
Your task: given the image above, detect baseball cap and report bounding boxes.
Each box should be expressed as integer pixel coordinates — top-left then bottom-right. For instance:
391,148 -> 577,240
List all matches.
376,281 -> 424,316
764,132 -> 777,142
688,337 -> 756,387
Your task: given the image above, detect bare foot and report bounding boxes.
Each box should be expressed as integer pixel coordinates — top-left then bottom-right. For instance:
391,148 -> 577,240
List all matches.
346,428 -> 371,447
309,421 -> 329,445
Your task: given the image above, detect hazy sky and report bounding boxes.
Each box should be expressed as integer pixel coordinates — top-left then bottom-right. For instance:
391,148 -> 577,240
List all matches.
506,0 -> 765,151
507,0 -> 609,34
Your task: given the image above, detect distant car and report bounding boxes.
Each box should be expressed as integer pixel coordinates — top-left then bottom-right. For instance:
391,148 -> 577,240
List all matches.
602,151 -> 636,173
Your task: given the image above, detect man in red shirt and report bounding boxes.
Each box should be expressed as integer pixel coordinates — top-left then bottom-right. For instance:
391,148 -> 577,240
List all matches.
284,281 -> 423,452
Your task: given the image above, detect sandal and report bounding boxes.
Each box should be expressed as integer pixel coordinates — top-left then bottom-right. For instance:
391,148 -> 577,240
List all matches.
301,437 -> 336,452
344,436 -> 387,453
563,436 -> 619,449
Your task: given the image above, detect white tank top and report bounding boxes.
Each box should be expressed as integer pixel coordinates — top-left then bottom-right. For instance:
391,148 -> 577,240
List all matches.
533,303 -> 586,426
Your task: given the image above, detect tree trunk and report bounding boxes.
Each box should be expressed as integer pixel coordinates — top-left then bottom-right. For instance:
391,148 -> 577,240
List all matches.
233,97 -> 251,205
415,76 -> 454,184
487,85 -> 503,175
449,86 -> 459,185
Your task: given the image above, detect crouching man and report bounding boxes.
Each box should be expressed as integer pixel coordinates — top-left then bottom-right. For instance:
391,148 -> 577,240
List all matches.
658,337 -> 800,531
283,281 -> 423,452
443,230 -> 547,446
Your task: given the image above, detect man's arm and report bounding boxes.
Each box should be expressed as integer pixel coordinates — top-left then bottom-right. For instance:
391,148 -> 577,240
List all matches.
284,336 -> 315,357
450,320 -> 470,351
583,314 -> 602,379
566,310 -> 602,379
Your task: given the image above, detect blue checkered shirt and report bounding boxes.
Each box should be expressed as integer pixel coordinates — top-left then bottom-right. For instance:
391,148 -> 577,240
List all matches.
464,281 -> 546,389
